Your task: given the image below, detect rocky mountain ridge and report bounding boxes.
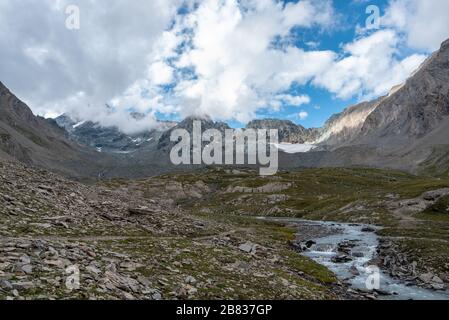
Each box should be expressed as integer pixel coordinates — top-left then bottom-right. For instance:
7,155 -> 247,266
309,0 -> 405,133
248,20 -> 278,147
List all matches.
2,38 -> 449,177
157,116 -> 231,151
56,114 -> 318,154
357,39 -> 449,146
246,119 -> 320,144
316,38 -> 449,151
55,114 -> 176,154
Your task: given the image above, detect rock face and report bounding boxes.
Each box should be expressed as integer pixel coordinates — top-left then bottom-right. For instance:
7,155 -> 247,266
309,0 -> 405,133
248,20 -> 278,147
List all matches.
55,114 -> 176,154
315,99 -> 381,148
246,119 -> 319,144
0,82 -> 180,179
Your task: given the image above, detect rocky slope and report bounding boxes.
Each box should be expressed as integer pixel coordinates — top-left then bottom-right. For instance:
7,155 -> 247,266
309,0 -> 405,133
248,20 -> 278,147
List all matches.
349,39 -> 449,173
0,81 -> 116,177
313,39 -> 449,150
0,159 -> 352,300
315,99 -> 382,148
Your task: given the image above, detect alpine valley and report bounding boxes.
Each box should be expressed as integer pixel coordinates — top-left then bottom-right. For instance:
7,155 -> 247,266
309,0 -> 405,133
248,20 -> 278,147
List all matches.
1,39 -> 449,301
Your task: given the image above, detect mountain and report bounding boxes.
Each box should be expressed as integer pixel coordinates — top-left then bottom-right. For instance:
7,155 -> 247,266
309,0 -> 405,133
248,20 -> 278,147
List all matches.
2,39 -> 449,178
246,119 -> 320,144
55,114 -> 176,154
0,83 -> 232,179
283,38 -> 449,174
318,39 -> 449,150
158,116 -> 231,151
0,81 -> 110,177
358,39 -> 449,146
0,81 -> 181,179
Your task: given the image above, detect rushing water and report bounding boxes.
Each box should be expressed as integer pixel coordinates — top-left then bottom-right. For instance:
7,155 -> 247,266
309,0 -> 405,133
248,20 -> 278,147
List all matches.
261,218 -> 449,300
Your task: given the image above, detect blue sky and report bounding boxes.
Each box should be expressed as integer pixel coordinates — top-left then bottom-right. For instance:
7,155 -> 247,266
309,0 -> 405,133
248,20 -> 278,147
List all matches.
1,0 -> 448,134
253,0 -> 390,128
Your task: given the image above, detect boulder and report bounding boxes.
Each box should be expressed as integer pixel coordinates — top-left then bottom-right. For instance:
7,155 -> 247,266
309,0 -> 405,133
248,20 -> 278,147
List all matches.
239,242 -> 258,254
419,273 -> 434,284
332,254 -> 352,263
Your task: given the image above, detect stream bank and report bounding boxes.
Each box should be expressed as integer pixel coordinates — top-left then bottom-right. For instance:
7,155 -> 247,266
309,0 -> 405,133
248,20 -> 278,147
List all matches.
262,218 -> 449,300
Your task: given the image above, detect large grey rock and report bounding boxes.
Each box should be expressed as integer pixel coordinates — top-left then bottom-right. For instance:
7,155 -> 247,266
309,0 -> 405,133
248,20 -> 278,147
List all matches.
419,272 -> 434,283
21,264 -> 33,274
239,242 -> 258,254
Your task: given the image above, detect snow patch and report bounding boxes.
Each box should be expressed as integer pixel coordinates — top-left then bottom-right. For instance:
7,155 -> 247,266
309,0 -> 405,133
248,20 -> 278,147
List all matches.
272,143 -> 317,154
73,121 -> 86,129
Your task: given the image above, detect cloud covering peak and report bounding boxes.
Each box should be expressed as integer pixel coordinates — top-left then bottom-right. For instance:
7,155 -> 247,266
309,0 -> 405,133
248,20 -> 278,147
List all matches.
0,0 -> 448,132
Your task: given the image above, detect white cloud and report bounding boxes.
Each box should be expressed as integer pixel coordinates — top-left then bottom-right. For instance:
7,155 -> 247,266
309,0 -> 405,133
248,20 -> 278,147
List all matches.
298,111 -> 309,120
148,61 -> 174,86
313,30 -> 427,99
275,94 -> 311,107
0,0 -> 182,132
383,0 -> 449,51
129,0 -> 335,124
